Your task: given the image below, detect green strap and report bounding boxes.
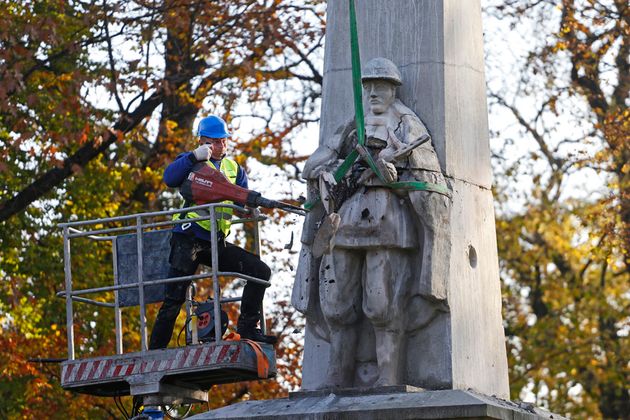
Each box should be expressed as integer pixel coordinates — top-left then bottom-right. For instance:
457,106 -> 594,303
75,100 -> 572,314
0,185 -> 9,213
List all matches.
303,0 -> 363,212
349,0 -> 365,149
333,150 -> 358,183
349,0 -> 396,186
389,181 -> 450,195
347,0 -> 450,197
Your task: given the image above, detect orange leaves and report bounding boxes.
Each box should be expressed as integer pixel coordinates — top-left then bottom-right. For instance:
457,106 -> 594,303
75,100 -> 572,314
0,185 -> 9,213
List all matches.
0,325 -> 105,418
0,336 -> 38,379
77,122 -> 90,145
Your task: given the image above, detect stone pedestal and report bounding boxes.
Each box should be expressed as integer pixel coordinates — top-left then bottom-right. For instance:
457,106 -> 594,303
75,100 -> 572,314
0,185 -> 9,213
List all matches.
299,0 -> 509,398
189,387 -> 563,420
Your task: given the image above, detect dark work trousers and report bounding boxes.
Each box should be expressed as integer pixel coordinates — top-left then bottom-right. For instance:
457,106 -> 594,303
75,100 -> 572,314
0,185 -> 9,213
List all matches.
148,232 -> 271,350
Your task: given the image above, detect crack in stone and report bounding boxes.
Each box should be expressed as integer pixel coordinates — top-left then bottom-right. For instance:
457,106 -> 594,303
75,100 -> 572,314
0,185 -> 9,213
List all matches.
444,175 -> 492,191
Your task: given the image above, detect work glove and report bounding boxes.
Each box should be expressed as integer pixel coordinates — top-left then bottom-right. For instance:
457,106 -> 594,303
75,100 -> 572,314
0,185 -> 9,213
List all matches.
192,144 -> 211,161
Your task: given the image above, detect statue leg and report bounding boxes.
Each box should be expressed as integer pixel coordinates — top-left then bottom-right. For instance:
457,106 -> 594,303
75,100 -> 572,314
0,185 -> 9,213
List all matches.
363,249 -> 411,386
319,248 -> 363,387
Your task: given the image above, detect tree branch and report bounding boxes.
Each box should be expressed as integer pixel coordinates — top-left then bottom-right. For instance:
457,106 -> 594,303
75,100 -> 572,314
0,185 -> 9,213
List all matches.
0,89 -> 164,223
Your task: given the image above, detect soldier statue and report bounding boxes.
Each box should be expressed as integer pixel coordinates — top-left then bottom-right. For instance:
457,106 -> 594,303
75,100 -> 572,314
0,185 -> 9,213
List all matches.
294,58 -> 451,388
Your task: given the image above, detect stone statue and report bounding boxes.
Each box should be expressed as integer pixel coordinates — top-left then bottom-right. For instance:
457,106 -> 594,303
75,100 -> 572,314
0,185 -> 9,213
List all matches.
293,58 -> 452,388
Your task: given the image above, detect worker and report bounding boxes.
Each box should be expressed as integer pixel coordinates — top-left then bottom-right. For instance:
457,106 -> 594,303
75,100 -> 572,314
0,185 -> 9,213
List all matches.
149,115 -> 277,349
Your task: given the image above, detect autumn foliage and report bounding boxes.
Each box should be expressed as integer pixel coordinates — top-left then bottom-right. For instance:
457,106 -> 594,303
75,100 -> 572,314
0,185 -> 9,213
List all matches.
486,0 -> 628,418
1,0 -> 322,418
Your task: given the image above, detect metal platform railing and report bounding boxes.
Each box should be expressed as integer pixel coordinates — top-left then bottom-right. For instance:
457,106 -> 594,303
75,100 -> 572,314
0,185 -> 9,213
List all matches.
57,203 -> 269,360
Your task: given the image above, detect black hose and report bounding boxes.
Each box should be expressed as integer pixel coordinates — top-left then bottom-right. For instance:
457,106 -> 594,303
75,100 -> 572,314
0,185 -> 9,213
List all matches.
177,317 -> 191,347
27,357 -> 66,363
114,396 -> 129,419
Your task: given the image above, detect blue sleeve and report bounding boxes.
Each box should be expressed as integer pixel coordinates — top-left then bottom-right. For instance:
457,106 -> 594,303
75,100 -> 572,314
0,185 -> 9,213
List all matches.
164,152 -> 195,187
236,165 -> 248,189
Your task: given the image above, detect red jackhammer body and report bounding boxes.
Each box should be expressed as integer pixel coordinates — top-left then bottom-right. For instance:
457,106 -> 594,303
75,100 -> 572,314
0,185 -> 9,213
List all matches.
179,164 -> 306,215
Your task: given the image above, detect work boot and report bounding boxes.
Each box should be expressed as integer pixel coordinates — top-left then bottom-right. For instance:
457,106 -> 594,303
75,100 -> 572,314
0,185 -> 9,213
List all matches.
237,315 -> 278,345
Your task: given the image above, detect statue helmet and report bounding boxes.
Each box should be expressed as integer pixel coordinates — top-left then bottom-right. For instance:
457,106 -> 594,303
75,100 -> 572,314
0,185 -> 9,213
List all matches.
361,57 -> 402,86
197,115 -> 231,138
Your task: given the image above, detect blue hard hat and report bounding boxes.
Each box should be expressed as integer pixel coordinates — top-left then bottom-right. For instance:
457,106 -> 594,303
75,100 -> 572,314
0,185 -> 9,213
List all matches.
197,115 -> 230,138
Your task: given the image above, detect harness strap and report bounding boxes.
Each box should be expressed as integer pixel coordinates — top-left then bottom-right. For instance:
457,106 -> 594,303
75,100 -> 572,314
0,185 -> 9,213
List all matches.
349,0 -> 365,151
242,339 -> 270,378
224,333 -> 271,379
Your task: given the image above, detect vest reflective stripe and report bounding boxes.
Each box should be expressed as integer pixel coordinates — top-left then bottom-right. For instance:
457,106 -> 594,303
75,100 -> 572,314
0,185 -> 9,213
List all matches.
174,158 -> 239,236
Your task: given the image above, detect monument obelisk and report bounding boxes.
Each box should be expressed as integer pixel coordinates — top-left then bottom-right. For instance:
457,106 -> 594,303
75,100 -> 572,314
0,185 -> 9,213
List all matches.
191,2 -> 565,418
296,0 -> 509,398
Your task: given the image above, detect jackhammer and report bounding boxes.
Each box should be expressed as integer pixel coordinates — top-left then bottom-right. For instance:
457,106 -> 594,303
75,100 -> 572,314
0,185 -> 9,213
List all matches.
179,163 -> 307,216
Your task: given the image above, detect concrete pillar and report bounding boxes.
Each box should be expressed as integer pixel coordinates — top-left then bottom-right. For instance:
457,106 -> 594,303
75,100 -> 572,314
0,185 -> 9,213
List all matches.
301,0 -> 509,398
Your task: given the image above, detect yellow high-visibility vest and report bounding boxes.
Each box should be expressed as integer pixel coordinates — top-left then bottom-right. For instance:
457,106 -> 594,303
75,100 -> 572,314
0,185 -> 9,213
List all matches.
174,158 -> 239,237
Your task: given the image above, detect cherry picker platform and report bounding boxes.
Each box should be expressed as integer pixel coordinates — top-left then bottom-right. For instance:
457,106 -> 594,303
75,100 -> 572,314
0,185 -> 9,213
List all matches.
61,340 -> 275,403
57,203 -> 278,408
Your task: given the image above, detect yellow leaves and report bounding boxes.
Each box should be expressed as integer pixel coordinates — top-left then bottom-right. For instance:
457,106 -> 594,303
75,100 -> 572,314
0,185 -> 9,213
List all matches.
165,119 -> 179,131
164,140 -> 177,153
234,154 -> 247,167
553,41 -> 567,52
56,73 -> 73,83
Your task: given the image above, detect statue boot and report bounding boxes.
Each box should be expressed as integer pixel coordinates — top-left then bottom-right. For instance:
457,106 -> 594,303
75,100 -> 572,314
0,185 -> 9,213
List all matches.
326,325 -> 358,388
373,327 -> 404,386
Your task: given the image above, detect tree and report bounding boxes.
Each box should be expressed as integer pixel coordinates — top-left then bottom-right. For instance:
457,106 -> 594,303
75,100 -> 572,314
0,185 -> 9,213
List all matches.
0,0 -> 323,417
484,0 -> 628,417
0,0 -> 323,221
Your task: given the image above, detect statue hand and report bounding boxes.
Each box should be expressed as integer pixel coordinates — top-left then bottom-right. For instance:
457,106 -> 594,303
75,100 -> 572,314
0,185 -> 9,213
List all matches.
376,159 -> 397,183
379,129 -> 404,162
388,128 -> 405,148
379,147 -> 396,163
